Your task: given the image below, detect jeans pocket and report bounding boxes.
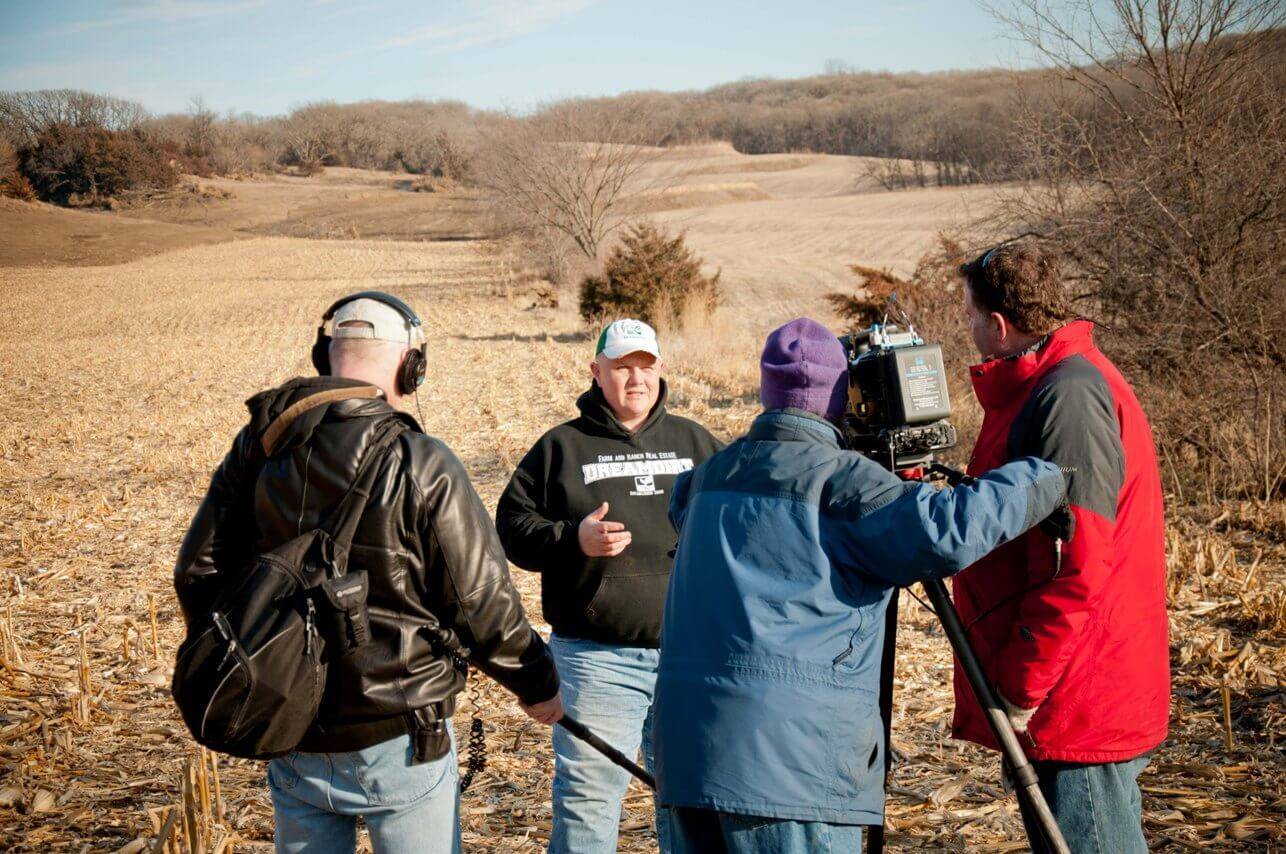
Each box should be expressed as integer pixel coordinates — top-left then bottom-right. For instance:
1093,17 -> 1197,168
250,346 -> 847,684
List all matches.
364,733 -> 455,807
267,753 -> 300,791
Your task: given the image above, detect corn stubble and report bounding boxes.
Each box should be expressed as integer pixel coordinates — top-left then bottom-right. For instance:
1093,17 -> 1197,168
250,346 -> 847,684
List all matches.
0,235 -> 1279,851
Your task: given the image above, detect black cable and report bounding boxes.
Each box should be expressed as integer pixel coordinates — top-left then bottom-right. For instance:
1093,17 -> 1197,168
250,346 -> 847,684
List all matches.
961,541 -> 1063,635
459,715 -> 487,792
414,387 -> 427,427
907,585 -> 937,617
454,655 -> 488,793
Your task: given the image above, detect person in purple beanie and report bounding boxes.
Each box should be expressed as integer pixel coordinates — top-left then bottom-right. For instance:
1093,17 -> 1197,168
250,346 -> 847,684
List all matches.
652,317 -> 1070,854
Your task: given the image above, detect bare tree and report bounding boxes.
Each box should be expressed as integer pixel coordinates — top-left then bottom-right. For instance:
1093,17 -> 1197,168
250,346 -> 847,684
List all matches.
186,96 -> 217,157
477,98 -> 672,263
990,0 -> 1286,497
0,90 -> 147,141
279,102 -> 337,167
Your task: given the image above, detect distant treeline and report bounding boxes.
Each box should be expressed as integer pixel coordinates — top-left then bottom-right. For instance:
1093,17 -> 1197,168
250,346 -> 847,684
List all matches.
0,91 -> 484,204
545,28 -> 1284,188
0,91 -> 481,191
140,98 -> 481,179
0,64 -> 1083,197
567,67 -> 1061,186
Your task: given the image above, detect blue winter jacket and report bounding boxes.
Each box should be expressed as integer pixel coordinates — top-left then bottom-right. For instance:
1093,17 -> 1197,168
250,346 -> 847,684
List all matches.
653,409 -> 1067,825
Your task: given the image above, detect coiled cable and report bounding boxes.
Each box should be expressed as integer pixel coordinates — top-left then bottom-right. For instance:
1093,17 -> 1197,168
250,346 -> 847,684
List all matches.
454,655 -> 488,792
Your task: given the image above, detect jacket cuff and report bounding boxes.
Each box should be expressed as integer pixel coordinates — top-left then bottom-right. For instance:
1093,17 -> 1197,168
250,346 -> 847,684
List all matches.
515,656 -> 560,705
557,522 -> 583,562
518,676 -> 560,707
1020,460 -> 1069,533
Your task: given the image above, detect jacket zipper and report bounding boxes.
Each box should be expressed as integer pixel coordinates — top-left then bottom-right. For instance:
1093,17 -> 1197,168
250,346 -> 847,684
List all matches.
833,632 -> 856,666
213,611 -> 237,669
304,598 -> 316,657
305,597 -> 320,704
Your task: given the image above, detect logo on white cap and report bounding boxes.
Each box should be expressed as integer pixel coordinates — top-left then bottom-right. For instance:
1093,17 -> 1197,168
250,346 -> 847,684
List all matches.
596,319 -> 660,360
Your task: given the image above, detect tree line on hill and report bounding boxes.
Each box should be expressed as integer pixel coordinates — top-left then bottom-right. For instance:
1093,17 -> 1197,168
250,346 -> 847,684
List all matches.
0,92 -> 482,204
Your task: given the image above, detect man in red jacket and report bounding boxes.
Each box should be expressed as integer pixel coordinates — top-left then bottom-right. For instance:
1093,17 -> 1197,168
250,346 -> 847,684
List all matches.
952,245 -> 1169,853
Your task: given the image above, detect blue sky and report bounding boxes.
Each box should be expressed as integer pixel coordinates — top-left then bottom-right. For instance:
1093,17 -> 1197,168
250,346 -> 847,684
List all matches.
0,1 -> 1032,116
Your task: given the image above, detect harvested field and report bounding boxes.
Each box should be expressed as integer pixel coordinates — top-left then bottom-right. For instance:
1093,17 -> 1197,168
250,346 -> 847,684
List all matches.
0,154 -> 1282,851
626,181 -> 774,214
0,197 -> 242,268
116,168 -> 487,241
0,168 -> 487,269
653,183 -> 1005,313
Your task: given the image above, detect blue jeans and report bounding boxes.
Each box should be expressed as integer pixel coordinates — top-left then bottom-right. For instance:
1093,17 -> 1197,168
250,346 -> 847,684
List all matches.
549,634 -> 671,854
669,808 -> 862,854
267,730 -> 461,854
1019,756 -> 1150,854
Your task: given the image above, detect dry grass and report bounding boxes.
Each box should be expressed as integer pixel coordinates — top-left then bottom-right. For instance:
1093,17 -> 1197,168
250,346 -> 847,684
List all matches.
0,162 -> 1281,851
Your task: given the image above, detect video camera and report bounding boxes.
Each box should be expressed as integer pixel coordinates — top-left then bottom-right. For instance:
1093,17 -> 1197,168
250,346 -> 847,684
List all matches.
839,322 -> 957,472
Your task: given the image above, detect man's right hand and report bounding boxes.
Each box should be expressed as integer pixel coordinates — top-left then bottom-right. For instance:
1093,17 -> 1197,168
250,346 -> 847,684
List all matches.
578,502 -> 631,557
521,691 -> 565,725
1039,501 -> 1076,543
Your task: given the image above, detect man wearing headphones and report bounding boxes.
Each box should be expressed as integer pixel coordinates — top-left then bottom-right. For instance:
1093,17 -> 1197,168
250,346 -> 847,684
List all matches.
175,292 -> 562,854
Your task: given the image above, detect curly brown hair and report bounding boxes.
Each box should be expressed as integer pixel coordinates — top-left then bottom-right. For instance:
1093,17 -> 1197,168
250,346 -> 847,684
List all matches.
959,244 -> 1069,335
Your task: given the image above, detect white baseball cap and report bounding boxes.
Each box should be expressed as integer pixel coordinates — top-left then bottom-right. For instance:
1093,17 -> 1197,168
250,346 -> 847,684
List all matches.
332,298 -> 425,346
595,319 -> 660,360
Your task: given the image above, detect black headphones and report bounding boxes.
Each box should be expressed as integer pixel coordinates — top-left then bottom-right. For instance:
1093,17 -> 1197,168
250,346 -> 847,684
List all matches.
311,290 -> 427,396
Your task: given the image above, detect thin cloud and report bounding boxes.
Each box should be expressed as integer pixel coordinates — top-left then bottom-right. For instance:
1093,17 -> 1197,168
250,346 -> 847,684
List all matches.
0,58 -> 138,87
56,0 -> 270,34
288,0 -> 600,79
379,0 -> 600,53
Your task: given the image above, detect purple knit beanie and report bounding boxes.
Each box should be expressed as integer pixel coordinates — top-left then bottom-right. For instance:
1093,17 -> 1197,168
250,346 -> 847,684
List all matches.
760,317 -> 849,421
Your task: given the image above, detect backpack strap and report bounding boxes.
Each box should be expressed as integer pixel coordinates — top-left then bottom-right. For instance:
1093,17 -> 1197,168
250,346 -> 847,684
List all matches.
261,386 -> 382,457
320,418 -> 406,567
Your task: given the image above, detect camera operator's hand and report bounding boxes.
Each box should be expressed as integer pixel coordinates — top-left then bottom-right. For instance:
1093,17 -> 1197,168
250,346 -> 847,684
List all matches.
521,691 -> 565,725
1039,501 -> 1075,543
578,502 -> 631,557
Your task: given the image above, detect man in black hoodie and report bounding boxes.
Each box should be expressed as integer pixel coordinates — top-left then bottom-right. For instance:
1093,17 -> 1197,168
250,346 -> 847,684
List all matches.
497,319 -> 723,853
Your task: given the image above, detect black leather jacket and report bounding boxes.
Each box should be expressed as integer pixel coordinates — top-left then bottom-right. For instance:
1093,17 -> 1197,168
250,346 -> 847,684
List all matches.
175,376 -> 558,752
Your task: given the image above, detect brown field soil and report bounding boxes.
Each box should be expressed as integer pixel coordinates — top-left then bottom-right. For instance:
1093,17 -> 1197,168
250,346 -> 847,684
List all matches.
0,198 -> 243,267
0,148 -> 1281,852
0,168 -> 486,268
122,168 -> 489,243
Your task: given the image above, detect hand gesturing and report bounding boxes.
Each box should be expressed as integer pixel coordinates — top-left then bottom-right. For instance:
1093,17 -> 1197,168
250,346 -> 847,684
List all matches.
578,502 -> 631,557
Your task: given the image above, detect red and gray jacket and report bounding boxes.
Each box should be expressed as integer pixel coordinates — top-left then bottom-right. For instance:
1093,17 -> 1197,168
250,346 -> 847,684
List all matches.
951,320 -> 1170,763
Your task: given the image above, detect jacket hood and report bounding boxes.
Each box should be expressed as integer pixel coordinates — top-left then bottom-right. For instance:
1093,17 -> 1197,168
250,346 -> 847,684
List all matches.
245,376 -> 408,457
969,320 -> 1098,411
575,378 -> 670,439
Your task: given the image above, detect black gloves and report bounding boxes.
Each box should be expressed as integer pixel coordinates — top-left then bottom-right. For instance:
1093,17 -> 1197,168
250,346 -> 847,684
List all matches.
1039,502 -> 1076,543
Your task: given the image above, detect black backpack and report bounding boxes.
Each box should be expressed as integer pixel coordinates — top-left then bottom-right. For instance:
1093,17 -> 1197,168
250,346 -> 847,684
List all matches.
172,417 -> 403,759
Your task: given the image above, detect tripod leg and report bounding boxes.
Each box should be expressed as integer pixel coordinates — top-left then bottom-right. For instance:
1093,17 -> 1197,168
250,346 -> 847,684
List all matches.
920,578 -> 1070,854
